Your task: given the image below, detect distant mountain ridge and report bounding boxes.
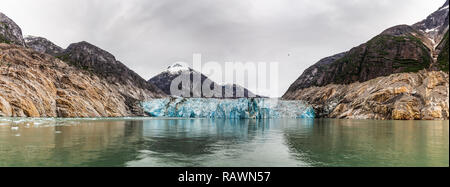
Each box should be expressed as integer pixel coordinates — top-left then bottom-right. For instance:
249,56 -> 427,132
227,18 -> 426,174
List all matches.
149,63 -> 263,98
24,35 -> 64,56
22,37 -> 166,97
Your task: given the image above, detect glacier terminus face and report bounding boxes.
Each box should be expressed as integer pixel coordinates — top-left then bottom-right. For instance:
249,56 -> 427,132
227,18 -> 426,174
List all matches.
142,97 -> 315,119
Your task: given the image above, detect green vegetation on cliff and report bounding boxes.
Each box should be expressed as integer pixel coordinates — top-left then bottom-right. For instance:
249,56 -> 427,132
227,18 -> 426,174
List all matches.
0,35 -> 11,44
437,31 -> 449,72
364,34 -> 431,73
55,53 -> 94,74
0,22 -> 9,43
328,33 -> 432,85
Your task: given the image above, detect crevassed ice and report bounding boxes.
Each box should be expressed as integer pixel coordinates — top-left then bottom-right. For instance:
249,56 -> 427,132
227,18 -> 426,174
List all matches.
142,97 -> 315,119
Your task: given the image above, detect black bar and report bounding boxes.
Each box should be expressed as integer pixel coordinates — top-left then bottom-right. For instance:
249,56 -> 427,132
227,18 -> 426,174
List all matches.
0,167 -> 447,185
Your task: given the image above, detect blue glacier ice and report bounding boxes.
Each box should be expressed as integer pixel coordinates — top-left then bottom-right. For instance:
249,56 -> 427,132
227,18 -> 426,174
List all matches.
142,97 -> 315,119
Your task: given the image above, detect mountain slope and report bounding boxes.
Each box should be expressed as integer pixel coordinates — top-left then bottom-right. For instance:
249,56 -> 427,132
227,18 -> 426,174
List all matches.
282,52 -> 347,90
58,41 -> 164,97
413,0 -> 449,45
436,31 -> 449,71
284,25 -> 434,92
25,35 -> 64,56
149,63 -> 260,98
283,1 -> 449,120
285,1 -> 448,94
0,13 -> 25,46
0,12 -> 165,117
283,70 -> 448,120
0,43 -> 155,117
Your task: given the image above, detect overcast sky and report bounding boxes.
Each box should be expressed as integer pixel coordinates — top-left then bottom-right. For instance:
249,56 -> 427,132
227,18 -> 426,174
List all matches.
0,0 -> 446,97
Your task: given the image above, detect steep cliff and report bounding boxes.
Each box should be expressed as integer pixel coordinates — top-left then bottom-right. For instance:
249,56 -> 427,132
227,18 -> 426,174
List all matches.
24,35 -> 64,56
285,25 -> 434,91
0,13 -> 25,47
413,0 -> 449,45
58,41 -> 165,99
283,52 -> 347,91
283,70 -> 448,120
0,43 -> 162,117
0,12 -> 165,117
436,31 -> 449,72
283,1 -> 449,120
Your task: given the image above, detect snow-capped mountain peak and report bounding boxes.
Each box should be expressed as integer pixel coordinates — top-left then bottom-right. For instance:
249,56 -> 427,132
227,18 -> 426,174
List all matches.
165,62 -> 191,74
149,64 -> 264,98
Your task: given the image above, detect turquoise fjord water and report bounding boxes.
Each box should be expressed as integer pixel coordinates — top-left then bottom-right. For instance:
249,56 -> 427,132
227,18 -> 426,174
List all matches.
0,118 -> 448,167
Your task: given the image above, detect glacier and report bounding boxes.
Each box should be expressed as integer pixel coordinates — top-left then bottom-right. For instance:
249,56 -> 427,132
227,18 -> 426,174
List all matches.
142,97 -> 315,119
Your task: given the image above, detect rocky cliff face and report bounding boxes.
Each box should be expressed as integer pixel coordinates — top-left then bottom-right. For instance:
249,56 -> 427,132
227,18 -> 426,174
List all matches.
24,36 -> 64,56
284,52 -> 347,91
283,2 -> 449,120
285,25 -> 435,92
286,1 -> 449,92
149,63 -> 261,98
436,31 -> 449,71
0,12 -> 165,117
59,41 -> 164,96
0,43 -> 159,117
283,70 -> 449,120
413,0 -> 449,45
0,13 -> 25,47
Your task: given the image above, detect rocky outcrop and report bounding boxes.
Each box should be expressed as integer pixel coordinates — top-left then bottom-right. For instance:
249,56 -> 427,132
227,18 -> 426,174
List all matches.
0,43 -> 163,117
283,70 -> 449,120
0,13 -> 25,47
149,63 -> 262,98
24,36 -> 64,56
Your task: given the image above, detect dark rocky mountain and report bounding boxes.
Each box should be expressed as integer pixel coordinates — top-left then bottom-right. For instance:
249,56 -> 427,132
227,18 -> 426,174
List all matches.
0,13 -> 25,46
58,41 -> 165,96
1,43 -> 158,117
222,84 -> 259,98
283,70 -> 449,120
284,25 -> 434,92
24,35 -> 64,56
25,37 -> 167,113
1,11 -> 165,117
283,52 -> 347,90
149,63 -> 261,98
284,1 -> 449,94
436,31 -> 449,71
283,1 -> 449,120
413,0 -> 449,45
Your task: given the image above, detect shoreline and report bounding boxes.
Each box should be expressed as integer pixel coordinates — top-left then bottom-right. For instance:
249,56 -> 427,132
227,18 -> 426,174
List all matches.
1,116 -> 449,122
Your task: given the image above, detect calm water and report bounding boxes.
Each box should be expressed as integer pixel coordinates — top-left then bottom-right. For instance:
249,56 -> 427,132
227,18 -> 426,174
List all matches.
0,118 -> 448,167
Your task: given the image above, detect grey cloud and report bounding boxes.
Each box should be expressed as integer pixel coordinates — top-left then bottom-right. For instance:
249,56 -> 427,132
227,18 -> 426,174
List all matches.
0,0 -> 445,97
